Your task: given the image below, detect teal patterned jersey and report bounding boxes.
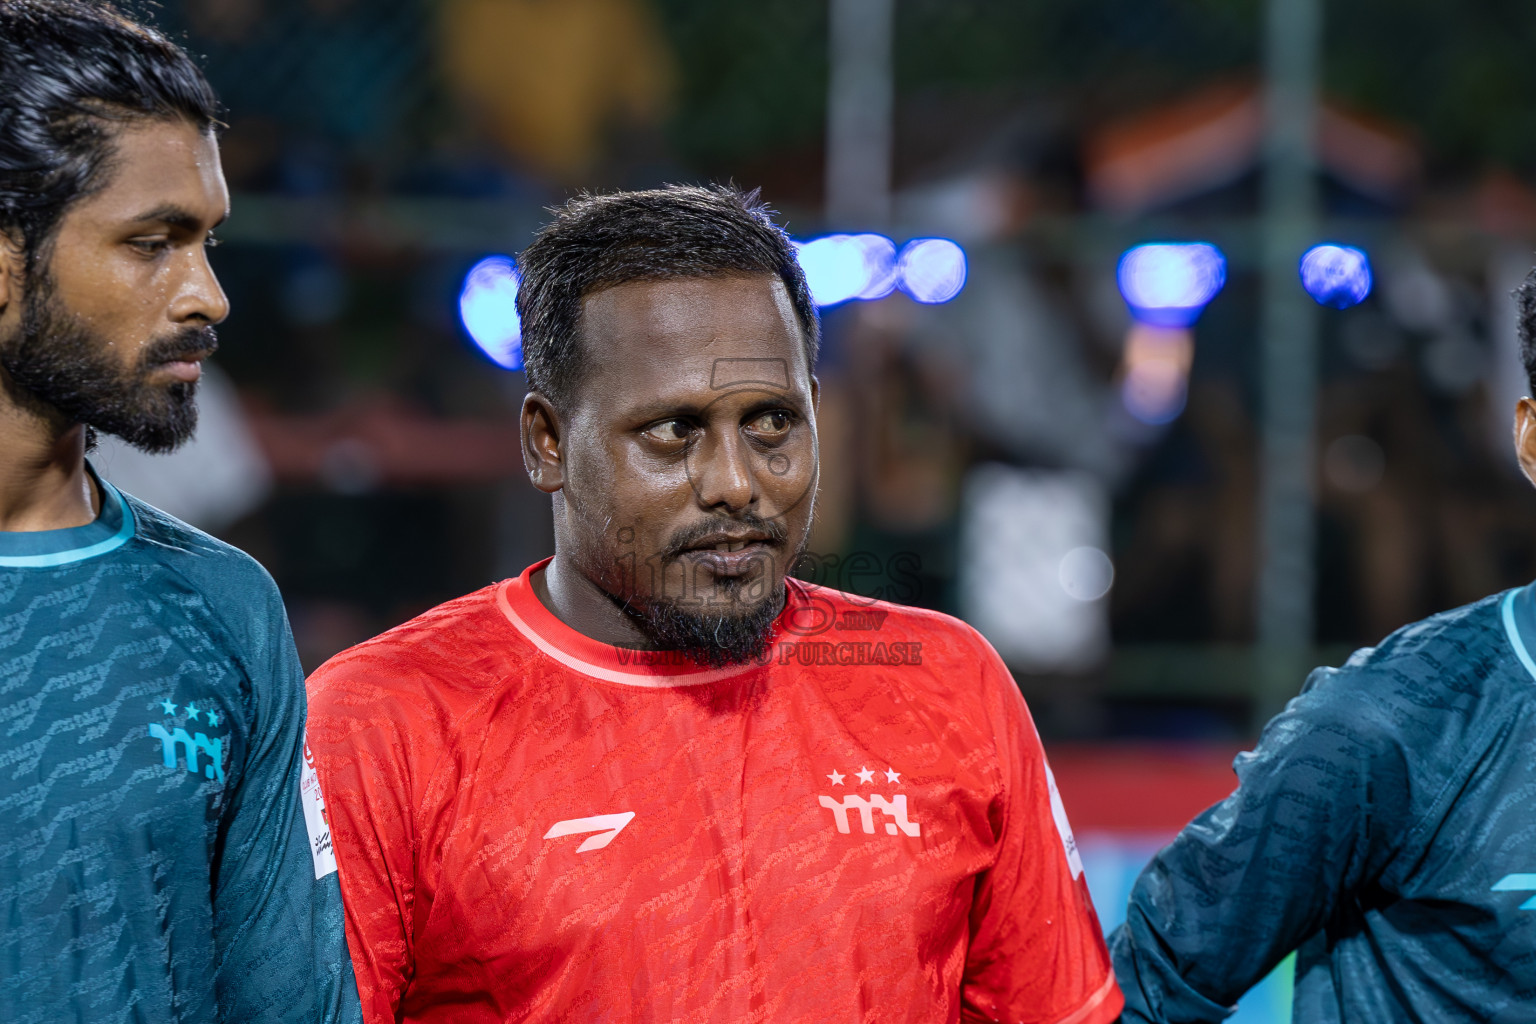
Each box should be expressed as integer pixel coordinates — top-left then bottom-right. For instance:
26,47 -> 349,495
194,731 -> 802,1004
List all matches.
1112,584 -> 1536,1022
0,471 -> 360,1024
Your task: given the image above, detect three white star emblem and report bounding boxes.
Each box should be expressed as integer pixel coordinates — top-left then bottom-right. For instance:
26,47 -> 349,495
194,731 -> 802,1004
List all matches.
826,765 -> 903,786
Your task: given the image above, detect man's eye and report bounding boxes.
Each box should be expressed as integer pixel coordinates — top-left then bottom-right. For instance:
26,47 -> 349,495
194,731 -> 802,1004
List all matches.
643,420 -> 693,443
747,411 -> 793,435
128,238 -> 170,256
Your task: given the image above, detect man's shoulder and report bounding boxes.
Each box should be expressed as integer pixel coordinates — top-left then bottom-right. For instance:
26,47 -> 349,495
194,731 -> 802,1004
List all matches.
1284,590 -> 1524,771
306,583 -> 522,763
1308,590 -> 1514,709
308,582 -> 511,702
789,580 -> 995,656
125,493 -> 276,585
785,581 -> 1015,722
122,492 -> 285,626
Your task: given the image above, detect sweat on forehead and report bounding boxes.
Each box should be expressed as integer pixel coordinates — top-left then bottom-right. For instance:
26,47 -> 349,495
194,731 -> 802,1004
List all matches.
513,184 -> 820,410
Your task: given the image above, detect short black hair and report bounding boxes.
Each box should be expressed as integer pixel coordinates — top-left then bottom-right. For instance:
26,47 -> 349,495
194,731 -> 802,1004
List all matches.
1519,267 -> 1536,397
514,183 -> 819,410
0,0 -> 219,269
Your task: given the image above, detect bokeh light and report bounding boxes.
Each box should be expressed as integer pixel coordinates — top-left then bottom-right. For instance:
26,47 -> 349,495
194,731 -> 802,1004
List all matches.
1059,546 -> 1115,601
795,235 -> 869,306
1300,244 -> 1372,309
897,238 -> 968,304
796,234 -> 966,307
1116,242 -> 1227,327
459,255 -> 522,370
1120,323 -> 1195,425
852,233 -> 900,300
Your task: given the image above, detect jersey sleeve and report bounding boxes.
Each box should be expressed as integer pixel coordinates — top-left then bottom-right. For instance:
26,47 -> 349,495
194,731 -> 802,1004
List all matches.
210,568 -> 362,1023
306,650 -> 438,1024
962,639 -> 1123,1024
1109,664 -> 1415,1023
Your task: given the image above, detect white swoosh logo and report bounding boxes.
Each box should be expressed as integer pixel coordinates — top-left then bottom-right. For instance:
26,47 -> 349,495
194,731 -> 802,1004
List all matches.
543,812 -> 636,852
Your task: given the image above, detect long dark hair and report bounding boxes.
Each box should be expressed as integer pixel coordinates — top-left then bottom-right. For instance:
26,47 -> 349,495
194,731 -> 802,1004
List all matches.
0,0 -> 218,271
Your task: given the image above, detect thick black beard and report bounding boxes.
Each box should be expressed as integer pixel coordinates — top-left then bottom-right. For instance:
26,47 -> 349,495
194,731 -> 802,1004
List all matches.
588,511 -> 799,669
616,578 -> 785,669
0,272 -> 216,454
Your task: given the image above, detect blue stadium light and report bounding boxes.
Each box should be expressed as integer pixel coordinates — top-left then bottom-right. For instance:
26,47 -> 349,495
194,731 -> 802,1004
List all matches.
852,233 -> 900,300
896,238 -> 967,304
795,233 -> 899,307
796,234 -> 967,307
1300,244 -> 1372,309
1116,242 -> 1227,327
459,256 -> 522,370
796,235 -> 863,307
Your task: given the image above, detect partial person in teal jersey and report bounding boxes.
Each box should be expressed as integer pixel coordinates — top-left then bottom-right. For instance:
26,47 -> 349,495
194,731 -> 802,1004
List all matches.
1110,273 -> 1536,1017
0,3 -> 360,1022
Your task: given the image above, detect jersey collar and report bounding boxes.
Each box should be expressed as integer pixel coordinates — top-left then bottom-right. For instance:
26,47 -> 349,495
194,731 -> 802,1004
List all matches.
1502,583 -> 1536,683
0,464 -> 135,568
496,557 -> 809,688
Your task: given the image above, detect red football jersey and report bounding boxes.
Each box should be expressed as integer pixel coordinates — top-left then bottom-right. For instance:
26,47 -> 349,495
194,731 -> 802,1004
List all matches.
307,560 -> 1121,1024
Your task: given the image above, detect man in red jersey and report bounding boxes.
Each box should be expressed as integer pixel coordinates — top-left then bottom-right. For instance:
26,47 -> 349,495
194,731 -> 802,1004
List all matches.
306,184 -> 1121,1024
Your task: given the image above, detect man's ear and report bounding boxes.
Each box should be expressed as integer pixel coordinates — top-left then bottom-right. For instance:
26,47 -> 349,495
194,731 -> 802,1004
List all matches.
1513,398 -> 1536,490
521,392 -> 565,494
0,231 -> 23,316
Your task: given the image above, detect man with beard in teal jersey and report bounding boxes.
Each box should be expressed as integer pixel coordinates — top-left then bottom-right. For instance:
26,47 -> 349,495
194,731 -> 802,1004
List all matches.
0,3 -> 359,1021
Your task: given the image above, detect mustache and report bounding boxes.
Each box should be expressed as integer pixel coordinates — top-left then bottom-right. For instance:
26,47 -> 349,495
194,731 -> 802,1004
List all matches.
658,512 -> 789,561
138,326 -> 218,370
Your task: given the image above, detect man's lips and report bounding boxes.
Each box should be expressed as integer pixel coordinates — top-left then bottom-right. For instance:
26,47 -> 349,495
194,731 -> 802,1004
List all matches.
152,352 -> 211,383
675,532 -> 778,574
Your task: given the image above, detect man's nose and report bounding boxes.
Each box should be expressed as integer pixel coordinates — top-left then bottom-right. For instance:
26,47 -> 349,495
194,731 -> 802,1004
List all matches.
168,246 -> 230,326
693,429 -> 758,512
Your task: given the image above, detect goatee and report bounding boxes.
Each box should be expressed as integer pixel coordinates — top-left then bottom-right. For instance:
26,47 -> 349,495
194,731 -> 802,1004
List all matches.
598,514 -> 797,669
620,582 -> 784,669
0,272 -> 215,453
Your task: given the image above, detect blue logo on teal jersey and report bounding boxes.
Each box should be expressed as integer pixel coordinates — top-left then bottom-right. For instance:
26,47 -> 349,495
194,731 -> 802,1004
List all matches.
146,697 -> 226,782
1491,874 -> 1536,910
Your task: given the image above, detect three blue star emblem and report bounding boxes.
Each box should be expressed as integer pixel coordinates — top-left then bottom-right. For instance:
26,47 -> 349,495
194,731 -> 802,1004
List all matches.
157,696 -> 222,728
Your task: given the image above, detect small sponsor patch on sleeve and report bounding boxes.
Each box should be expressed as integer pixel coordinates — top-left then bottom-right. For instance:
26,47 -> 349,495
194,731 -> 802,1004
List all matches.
300,736 -> 338,879
1043,758 -> 1084,880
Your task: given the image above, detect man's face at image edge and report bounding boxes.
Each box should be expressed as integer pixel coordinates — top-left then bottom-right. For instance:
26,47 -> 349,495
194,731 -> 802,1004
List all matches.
0,118 -> 230,452
556,273 -> 819,665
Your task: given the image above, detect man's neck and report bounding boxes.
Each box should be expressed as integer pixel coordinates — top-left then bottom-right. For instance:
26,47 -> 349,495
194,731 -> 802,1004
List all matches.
533,553 -> 655,648
0,392 -> 97,532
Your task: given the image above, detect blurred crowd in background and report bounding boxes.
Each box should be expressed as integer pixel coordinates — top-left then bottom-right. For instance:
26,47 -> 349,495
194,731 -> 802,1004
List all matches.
100,0 -> 1536,748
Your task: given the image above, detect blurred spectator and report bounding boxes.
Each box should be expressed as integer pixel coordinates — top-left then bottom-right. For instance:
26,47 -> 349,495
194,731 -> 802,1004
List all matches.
174,0 -> 427,178
437,0 -> 674,179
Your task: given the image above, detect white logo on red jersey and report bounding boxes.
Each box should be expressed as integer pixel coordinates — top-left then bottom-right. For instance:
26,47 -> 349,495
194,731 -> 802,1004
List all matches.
299,736 -> 337,879
1042,760 -> 1084,880
819,793 -> 922,836
544,812 -> 636,852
